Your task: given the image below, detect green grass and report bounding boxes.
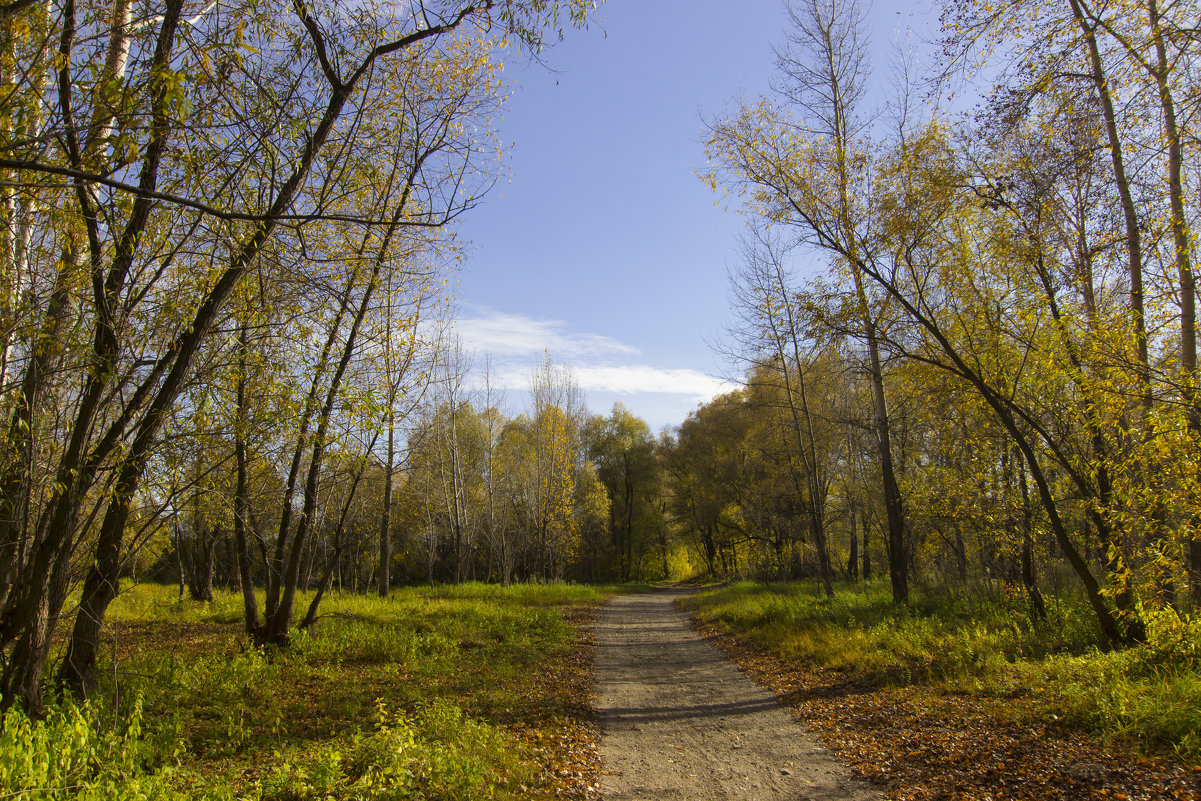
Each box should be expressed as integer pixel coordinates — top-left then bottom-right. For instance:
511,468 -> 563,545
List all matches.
3,582 -> 610,799
682,579 -> 1201,765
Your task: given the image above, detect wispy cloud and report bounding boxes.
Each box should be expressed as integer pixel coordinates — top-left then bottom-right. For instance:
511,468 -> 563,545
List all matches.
454,309 -> 637,359
453,309 -> 737,419
573,365 -> 737,399
486,362 -> 736,400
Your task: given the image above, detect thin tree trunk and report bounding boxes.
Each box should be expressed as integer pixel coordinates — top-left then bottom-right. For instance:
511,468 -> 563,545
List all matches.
847,504 -> 859,579
378,415 -> 394,598
1069,0 -> 1150,410
1144,0 -> 1201,601
1017,449 -> 1048,621
867,330 -> 908,604
861,509 -> 871,579
233,323 -> 262,638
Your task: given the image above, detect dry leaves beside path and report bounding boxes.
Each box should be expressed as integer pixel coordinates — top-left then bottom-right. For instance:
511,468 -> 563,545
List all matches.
692,618 -> 1201,801
505,605 -> 605,800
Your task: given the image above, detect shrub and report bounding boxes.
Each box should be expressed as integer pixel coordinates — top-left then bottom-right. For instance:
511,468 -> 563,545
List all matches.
0,695 -> 181,800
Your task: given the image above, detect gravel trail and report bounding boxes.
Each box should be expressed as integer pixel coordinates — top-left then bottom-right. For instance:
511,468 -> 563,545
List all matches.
595,589 -> 883,801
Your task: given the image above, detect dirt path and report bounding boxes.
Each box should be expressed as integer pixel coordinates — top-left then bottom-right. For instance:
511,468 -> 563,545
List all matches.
595,589 -> 882,801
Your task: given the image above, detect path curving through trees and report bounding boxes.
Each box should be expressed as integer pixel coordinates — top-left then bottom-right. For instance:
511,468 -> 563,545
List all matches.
595,589 -> 882,800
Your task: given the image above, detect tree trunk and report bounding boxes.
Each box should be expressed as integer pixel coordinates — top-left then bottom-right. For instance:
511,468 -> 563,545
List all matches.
1069,0 -> 1150,409
379,418 -> 394,598
861,509 -> 871,579
1144,0 -> 1201,602
233,328 -> 262,639
868,333 -> 908,604
1017,452 -> 1047,622
847,505 -> 859,579
187,534 -> 215,603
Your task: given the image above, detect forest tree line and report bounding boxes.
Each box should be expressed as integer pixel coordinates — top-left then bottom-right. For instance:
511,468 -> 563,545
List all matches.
162,359 -> 668,599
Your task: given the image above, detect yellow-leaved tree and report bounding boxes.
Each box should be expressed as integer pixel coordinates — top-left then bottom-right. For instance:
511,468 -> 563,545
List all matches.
0,0 -> 598,711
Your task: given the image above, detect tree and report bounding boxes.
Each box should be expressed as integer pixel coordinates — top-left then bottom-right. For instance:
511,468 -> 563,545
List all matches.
371,262 -> 434,597
0,0 -> 597,710
525,356 -> 584,579
728,228 -> 843,594
860,122 -> 1141,643
478,362 -> 517,584
942,0 -> 1201,607
707,0 -> 909,602
573,460 -> 611,582
583,403 -> 658,581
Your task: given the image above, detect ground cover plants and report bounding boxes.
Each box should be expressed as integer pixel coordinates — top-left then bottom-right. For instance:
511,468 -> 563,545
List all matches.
0,583 -> 605,800
683,580 -> 1201,800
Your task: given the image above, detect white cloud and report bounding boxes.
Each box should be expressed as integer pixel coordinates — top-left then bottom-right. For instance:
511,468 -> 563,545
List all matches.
454,310 -> 637,359
573,365 -> 737,399
452,309 -> 737,424
484,362 -> 735,400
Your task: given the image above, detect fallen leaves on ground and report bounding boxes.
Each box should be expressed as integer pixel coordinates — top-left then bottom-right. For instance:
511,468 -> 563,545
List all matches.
512,605 -> 603,799
691,619 -> 1201,801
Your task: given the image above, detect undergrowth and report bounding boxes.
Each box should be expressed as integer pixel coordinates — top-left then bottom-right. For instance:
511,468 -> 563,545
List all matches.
0,695 -> 181,800
3,582 -> 607,799
683,579 -> 1201,766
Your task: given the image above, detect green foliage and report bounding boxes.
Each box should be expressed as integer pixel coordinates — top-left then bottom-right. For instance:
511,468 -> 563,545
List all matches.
107,584 -> 248,624
0,696 -> 182,800
260,699 -> 512,800
1024,607 -> 1201,764
686,580 -> 1092,682
664,544 -> 700,582
22,583 -> 603,798
582,403 -> 662,582
686,580 -> 1201,764
1029,647 -> 1201,765
416,581 -> 604,607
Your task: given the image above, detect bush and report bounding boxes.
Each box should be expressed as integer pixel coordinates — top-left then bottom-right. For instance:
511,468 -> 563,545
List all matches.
0,696 -> 181,800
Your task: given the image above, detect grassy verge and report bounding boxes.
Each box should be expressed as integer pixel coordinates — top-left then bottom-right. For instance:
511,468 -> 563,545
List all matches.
682,580 -> 1201,767
3,582 -> 609,800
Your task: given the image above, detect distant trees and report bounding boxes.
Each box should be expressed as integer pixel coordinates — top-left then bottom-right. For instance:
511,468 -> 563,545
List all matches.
395,355 -> 624,583
661,364 -> 859,586
662,392 -> 749,576
583,403 -> 660,582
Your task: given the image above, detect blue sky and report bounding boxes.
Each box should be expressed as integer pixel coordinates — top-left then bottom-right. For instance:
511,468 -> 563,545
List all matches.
451,0 -> 936,432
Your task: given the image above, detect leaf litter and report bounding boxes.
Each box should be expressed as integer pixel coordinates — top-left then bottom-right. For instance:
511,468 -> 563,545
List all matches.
689,617 -> 1201,801
518,605 -> 604,800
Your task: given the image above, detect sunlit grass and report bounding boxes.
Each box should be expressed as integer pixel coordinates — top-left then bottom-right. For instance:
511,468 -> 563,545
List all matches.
4,581 -> 610,799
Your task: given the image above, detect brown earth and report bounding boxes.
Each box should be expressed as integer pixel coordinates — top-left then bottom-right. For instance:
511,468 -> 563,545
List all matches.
594,588 -> 883,801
